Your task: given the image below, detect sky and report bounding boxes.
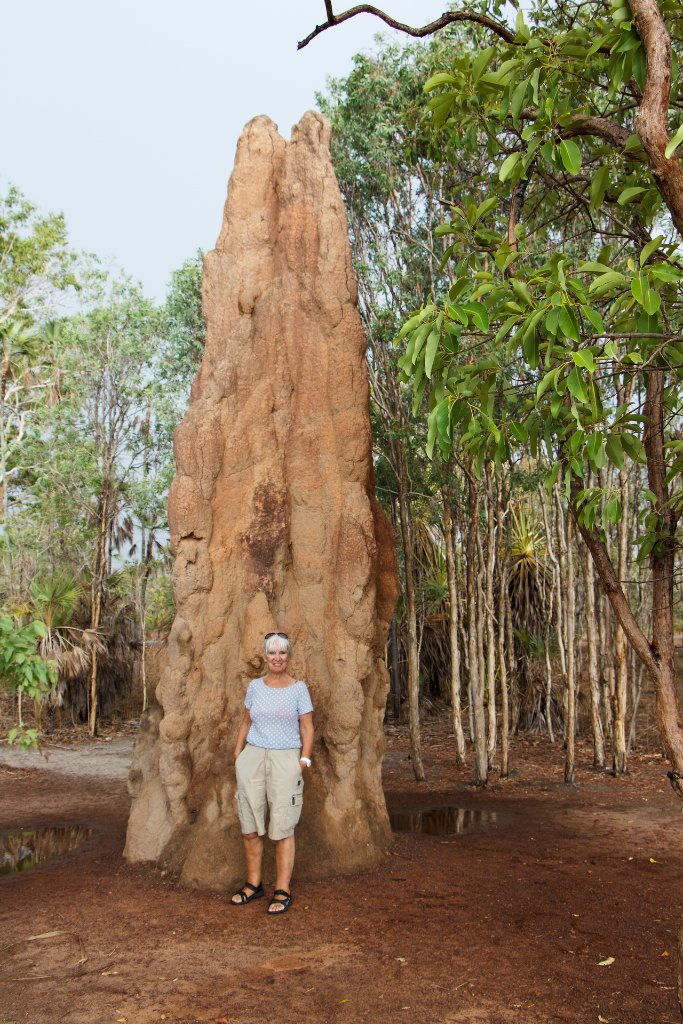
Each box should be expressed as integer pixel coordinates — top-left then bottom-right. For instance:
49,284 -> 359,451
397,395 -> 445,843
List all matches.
2,0 -> 449,301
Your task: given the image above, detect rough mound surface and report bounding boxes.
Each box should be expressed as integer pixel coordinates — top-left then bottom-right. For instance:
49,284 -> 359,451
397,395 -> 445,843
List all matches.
125,112 -> 398,887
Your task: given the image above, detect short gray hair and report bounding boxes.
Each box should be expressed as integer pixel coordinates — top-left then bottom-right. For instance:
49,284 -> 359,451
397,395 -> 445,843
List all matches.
263,632 -> 292,656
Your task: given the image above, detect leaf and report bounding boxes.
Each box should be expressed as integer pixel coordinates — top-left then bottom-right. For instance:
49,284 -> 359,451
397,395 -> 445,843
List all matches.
510,422 -> 528,443
471,46 -> 496,83
579,262 -> 613,275
424,325 -> 441,378
664,122 -> 683,159
395,312 -> 422,342
639,235 -> 663,266
499,152 -> 522,182
590,166 -> 610,209
572,350 -> 595,372
604,495 -> 621,522
558,306 -> 580,343
559,139 -> 582,175
429,92 -> 457,130
511,279 -> 533,308
474,196 -> 498,223
583,305 -> 604,334
411,322 -> 431,364
424,72 -> 457,92
597,957 -> 615,967
510,79 -> 529,121
567,367 -> 589,403
605,433 -> 624,468
448,278 -> 469,302
589,270 -> 626,294
617,186 -> 647,206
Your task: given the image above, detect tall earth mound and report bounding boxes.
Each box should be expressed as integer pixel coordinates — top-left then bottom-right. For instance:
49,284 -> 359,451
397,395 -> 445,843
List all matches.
125,112 -> 398,888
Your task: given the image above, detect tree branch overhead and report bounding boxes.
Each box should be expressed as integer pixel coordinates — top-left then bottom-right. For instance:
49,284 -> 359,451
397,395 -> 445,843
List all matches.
297,3 -> 515,50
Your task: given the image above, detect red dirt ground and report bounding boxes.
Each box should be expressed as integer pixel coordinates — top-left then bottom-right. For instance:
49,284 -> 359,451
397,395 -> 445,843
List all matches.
1,722 -> 682,1024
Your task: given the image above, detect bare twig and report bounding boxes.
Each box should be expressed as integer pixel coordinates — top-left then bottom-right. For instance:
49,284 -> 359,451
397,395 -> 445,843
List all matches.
298,3 -> 515,50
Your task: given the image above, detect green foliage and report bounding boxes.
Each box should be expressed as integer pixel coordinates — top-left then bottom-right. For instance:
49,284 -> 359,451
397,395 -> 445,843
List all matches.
0,615 -> 56,747
395,0 -> 683,545
29,573 -> 82,628
0,185 -> 78,325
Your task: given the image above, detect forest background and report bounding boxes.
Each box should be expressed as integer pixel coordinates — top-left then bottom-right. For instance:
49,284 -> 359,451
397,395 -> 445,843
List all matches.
1,0 -> 682,807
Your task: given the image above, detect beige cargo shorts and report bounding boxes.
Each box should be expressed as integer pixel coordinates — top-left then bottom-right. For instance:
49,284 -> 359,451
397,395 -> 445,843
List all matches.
235,744 -> 304,840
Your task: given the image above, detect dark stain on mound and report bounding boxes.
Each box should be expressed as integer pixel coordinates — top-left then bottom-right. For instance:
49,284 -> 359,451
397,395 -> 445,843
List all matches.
240,481 -> 287,599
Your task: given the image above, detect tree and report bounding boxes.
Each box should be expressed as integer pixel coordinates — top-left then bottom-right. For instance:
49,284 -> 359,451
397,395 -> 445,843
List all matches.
0,187 -> 78,532
312,0 -> 683,796
396,0 -> 683,798
26,277 -> 162,734
0,615 -> 56,748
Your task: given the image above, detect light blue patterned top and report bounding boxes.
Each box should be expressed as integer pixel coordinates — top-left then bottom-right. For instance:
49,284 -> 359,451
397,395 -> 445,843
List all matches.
245,677 -> 314,750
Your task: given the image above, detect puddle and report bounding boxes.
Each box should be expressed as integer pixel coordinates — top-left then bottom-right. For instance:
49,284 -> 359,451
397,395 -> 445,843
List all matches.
389,807 -> 498,836
1,826 -> 95,875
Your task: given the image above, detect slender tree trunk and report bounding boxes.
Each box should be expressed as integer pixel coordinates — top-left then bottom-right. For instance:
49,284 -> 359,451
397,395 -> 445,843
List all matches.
627,662 -> 644,754
442,490 -> 466,764
598,591 -> 614,743
394,442 -> 425,782
564,515 -> 576,784
544,580 -> 556,743
584,545 -> 606,769
88,491 -> 108,737
612,457 -> 630,774
496,490 -> 509,777
476,530 -> 487,750
484,472 -> 497,760
507,590 -> 518,734
467,474 -> 487,786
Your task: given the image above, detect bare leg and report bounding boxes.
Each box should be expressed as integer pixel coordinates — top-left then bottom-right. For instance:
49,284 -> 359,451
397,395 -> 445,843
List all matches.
231,832 -> 263,903
269,835 -> 295,912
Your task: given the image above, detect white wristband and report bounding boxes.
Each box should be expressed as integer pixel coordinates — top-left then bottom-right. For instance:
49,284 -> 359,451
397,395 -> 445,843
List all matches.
300,756 -> 311,768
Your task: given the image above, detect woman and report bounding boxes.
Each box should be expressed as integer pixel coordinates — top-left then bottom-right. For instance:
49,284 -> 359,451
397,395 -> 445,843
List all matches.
232,631 -> 314,915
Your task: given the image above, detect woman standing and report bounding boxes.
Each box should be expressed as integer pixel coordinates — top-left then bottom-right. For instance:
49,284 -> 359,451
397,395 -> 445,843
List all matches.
231,632 -> 314,915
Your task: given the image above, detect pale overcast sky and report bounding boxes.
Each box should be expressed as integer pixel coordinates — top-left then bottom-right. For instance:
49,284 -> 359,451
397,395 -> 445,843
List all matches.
2,1 -> 449,300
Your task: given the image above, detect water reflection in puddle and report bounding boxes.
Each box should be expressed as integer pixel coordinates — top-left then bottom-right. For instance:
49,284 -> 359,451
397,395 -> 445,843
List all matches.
1,826 -> 95,875
390,807 -> 498,836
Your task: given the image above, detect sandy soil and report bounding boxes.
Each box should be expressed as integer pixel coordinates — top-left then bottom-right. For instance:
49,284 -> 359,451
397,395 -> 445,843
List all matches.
1,722 -> 682,1024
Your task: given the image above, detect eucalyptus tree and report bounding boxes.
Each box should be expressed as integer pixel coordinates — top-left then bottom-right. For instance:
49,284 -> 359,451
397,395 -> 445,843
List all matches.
26,277 -> 163,733
0,187 -> 77,537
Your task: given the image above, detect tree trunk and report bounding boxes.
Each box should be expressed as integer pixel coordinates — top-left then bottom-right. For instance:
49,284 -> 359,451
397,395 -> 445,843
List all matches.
584,545 -> 606,769
88,491 -> 108,737
442,490 -> 466,764
467,474 -> 487,786
564,514 -> 576,785
394,442 -> 425,782
496,492 -> 510,777
612,457 -> 630,775
484,471 -> 497,760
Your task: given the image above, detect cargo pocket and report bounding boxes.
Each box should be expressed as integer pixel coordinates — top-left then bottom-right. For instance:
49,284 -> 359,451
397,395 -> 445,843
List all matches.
289,790 -> 304,827
273,789 -> 304,839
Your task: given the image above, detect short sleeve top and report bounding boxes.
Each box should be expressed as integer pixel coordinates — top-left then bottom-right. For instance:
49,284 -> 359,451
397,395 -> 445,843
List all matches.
244,678 -> 314,750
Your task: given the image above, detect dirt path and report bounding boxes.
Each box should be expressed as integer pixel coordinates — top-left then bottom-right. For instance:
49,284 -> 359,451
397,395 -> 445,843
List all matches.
0,736 -> 133,779
1,726 -> 682,1024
